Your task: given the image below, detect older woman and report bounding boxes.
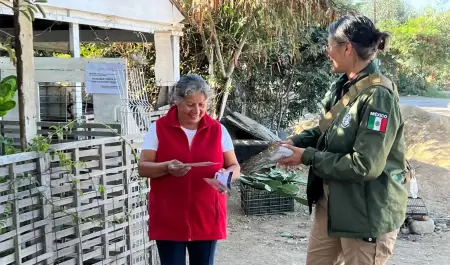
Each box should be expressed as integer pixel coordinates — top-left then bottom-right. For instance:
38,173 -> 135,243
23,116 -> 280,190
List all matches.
138,74 -> 240,265
278,15 -> 408,265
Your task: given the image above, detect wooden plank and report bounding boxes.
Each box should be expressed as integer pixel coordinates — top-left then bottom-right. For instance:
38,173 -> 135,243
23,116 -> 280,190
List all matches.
21,242 -> 43,259
50,137 -> 123,151
11,164 -> 22,265
0,237 -> 14,253
0,57 -> 126,71
18,219 -> 49,237
99,143 -> 110,259
37,121 -> 121,130
0,176 -> 35,193
123,140 -> 135,265
0,152 -> 40,166
226,112 -> 280,141
9,162 -> 37,175
21,253 -> 53,265
1,128 -> 118,137
71,147 -> 83,265
55,258 -> 77,265
0,253 -> 15,265
37,155 -> 53,265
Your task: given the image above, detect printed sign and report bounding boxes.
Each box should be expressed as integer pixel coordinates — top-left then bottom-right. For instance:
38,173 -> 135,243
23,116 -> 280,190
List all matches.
85,63 -> 126,94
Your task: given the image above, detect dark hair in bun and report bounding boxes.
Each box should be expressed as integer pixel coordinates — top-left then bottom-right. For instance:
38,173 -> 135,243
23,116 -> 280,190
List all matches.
329,14 -> 391,60
376,31 -> 391,53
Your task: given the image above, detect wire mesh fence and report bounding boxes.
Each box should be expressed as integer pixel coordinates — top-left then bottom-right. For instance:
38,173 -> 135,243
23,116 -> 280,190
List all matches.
39,83 -> 92,123
0,134 -> 159,265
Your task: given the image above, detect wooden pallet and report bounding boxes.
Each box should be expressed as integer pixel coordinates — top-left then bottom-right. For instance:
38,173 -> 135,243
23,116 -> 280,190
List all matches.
0,134 -> 159,265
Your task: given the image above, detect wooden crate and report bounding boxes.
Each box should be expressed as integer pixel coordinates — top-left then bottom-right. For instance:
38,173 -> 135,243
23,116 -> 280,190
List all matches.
0,134 -> 159,265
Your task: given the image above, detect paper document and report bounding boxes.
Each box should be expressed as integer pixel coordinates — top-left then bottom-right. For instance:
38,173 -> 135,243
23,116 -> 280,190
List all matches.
204,171 -> 233,194
184,162 -> 218,167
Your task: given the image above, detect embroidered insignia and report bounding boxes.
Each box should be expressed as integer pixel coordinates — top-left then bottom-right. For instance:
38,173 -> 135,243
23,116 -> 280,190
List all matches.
367,111 -> 388,133
341,113 -> 351,128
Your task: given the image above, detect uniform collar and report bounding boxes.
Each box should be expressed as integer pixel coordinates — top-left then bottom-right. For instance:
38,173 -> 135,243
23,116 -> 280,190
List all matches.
164,105 -> 216,129
336,60 -> 378,89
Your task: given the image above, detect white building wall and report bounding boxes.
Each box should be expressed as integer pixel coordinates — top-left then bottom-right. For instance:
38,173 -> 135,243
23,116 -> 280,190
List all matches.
45,0 -> 184,25
0,0 -> 184,33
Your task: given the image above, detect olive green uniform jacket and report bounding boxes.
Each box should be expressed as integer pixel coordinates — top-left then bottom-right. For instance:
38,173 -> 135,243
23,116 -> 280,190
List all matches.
291,62 -> 408,239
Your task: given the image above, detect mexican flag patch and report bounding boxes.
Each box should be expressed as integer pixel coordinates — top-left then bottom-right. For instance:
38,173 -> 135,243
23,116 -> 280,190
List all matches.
367,111 -> 388,133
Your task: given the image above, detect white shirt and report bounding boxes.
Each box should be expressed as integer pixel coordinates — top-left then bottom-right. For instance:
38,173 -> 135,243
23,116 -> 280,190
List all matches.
142,122 -> 234,152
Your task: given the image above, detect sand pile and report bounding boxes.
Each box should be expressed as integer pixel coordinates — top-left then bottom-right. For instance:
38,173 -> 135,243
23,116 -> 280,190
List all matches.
400,105 -> 450,170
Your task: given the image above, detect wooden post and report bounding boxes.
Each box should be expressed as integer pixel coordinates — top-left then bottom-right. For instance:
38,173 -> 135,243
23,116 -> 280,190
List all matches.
13,0 -> 38,151
99,144 -> 109,261
69,23 -> 83,119
37,155 -> 54,265
10,163 -> 23,265
154,31 -> 181,108
122,140 -> 134,263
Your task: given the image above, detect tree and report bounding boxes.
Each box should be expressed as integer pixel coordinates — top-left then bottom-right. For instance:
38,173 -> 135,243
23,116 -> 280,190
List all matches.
0,0 -> 47,150
379,9 -> 450,89
229,27 -> 333,130
173,0 -> 346,120
356,0 -> 413,23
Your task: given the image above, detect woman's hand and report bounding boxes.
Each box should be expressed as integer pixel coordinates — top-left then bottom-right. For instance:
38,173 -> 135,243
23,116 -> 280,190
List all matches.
276,144 -> 305,166
279,139 -> 294,146
168,160 -> 191,177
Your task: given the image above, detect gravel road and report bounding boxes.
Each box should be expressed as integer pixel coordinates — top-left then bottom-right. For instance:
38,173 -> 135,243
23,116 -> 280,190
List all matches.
400,96 -> 450,116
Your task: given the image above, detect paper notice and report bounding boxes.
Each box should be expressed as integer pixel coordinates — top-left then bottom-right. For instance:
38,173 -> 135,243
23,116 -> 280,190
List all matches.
184,162 -> 218,167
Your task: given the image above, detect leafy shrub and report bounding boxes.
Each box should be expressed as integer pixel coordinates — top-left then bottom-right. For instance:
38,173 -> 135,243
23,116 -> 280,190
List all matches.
396,73 -> 426,95
0,75 -> 17,117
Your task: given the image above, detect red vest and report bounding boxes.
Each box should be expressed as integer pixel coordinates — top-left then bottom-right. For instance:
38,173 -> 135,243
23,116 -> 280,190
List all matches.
148,106 -> 227,241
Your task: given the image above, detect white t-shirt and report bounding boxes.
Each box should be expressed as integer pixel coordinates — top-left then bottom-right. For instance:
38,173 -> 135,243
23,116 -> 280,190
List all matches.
142,122 -> 234,152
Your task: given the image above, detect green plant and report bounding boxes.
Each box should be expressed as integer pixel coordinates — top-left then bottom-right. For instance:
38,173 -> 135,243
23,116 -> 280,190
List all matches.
0,75 -> 18,117
240,168 -> 307,205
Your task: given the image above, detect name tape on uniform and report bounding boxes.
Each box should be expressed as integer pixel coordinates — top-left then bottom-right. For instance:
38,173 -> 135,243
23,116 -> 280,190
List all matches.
367,111 -> 388,133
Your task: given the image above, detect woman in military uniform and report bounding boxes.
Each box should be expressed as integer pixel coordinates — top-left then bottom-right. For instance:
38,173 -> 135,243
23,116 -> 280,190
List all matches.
278,14 -> 408,265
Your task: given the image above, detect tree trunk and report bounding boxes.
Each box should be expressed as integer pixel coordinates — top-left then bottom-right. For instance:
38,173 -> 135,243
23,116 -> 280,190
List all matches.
14,0 -> 37,151
217,77 -> 232,121
216,21 -> 254,121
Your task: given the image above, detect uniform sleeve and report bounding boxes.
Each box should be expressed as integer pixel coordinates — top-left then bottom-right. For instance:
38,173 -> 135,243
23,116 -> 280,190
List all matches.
221,125 -> 234,152
289,126 -> 322,148
301,88 -> 401,183
142,122 -> 158,150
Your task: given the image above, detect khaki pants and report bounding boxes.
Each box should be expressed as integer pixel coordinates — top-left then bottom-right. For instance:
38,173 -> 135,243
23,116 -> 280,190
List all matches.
306,184 -> 398,265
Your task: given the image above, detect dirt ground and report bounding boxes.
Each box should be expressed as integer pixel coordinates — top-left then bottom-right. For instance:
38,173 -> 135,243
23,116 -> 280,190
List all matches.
216,103 -> 450,265
216,190 -> 450,265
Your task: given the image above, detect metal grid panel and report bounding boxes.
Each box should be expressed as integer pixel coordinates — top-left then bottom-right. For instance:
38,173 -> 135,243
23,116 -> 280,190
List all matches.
39,83 -> 93,122
406,197 -> 428,216
240,182 -> 294,216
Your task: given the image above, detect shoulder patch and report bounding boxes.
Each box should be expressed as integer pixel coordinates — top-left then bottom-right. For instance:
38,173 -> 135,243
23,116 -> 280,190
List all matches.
340,113 -> 351,128
367,110 -> 388,133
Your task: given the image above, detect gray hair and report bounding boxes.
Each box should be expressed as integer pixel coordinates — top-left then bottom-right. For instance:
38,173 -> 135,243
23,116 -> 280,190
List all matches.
172,74 -> 213,104
329,14 -> 391,61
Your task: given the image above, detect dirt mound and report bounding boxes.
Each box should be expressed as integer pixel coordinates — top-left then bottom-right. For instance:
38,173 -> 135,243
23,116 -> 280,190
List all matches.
400,105 -> 450,169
